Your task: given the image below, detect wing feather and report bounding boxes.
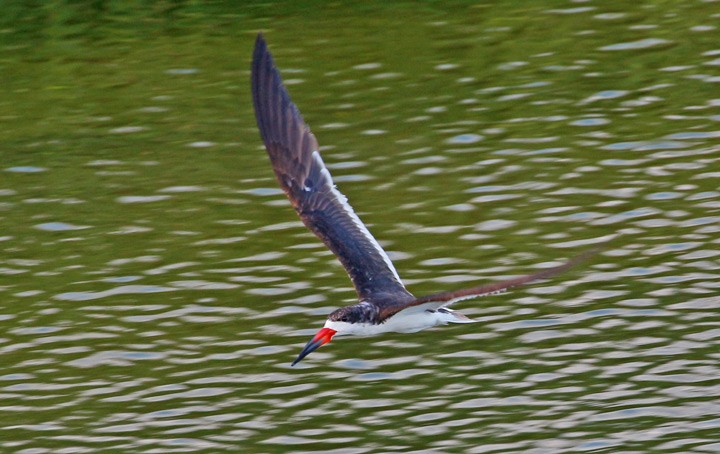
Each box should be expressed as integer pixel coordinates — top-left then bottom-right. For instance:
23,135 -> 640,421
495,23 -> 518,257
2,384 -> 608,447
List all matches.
378,248 -> 599,320
251,34 -> 412,302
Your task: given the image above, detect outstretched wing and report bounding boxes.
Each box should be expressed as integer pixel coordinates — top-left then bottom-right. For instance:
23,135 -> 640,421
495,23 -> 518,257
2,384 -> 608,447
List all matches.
251,34 -> 412,302
378,248 -> 598,320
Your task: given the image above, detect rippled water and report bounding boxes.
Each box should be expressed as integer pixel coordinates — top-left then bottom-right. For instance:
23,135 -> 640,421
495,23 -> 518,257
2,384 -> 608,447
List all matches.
2,2 -> 720,452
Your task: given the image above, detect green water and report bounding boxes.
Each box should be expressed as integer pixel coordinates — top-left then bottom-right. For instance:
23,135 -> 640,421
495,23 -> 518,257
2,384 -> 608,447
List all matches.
2,1 -> 720,452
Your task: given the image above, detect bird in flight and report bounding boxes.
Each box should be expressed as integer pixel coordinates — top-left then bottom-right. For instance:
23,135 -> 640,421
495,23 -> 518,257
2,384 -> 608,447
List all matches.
251,34 -> 594,366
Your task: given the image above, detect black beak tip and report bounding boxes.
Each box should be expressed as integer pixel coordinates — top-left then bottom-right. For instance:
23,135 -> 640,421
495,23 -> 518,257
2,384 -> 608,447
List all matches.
291,338 -> 323,367
291,349 -> 311,367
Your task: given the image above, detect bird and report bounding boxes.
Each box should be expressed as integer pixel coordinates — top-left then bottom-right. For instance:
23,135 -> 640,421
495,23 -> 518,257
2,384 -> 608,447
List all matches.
251,33 -> 595,366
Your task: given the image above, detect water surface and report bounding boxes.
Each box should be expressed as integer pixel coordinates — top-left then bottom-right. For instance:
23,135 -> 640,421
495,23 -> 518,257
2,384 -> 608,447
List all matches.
1,1 -> 720,452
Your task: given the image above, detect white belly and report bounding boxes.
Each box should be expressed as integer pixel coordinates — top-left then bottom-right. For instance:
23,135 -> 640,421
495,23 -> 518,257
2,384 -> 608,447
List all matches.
324,307 -> 474,337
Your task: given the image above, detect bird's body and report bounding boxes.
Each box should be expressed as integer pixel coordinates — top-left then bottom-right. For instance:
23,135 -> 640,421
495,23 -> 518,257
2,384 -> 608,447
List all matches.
250,34 -> 594,366
324,302 -> 475,336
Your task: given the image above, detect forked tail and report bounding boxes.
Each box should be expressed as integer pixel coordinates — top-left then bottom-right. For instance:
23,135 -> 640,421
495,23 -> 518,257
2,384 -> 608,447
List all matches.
439,308 -> 477,324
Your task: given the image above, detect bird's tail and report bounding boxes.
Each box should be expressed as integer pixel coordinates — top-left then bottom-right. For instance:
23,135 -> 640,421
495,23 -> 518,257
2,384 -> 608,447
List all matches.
440,308 -> 477,324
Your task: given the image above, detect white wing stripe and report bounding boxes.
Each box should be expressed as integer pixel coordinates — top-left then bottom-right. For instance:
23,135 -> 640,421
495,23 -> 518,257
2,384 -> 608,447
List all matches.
313,151 -> 403,284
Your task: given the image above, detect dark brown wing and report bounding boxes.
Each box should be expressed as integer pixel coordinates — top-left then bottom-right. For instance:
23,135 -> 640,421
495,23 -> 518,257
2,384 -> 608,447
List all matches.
377,248 -> 599,321
251,34 -> 412,303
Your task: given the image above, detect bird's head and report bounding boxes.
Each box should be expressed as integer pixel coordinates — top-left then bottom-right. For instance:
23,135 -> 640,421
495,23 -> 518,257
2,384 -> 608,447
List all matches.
291,305 -> 370,366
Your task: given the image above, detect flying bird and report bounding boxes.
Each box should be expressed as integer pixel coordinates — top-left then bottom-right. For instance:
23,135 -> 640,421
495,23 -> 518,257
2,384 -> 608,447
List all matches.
251,34 -> 593,366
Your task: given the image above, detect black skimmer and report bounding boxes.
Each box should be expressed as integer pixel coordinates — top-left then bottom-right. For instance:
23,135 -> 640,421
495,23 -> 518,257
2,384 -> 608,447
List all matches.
251,34 -> 594,366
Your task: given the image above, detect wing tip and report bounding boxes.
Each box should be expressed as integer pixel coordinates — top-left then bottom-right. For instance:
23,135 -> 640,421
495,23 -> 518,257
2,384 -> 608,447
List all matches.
251,32 -> 271,89
254,32 -> 267,57
251,33 -> 315,153
251,31 -> 282,145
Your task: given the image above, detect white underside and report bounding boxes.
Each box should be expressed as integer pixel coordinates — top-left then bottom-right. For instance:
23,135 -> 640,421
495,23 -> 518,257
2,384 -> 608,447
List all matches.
324,307 -> 476,337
